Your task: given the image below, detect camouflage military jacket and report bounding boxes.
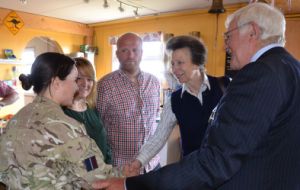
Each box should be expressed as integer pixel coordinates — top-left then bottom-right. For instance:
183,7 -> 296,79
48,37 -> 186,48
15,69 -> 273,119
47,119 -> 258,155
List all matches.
0,96 -> 123,190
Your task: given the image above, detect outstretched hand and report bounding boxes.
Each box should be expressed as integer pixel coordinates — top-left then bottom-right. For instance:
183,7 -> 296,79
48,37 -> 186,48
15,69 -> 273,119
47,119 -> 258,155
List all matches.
92,178 -> 125,190
123,161 -> 140,177
92,160 -> 142,189
128,159 -> 142,175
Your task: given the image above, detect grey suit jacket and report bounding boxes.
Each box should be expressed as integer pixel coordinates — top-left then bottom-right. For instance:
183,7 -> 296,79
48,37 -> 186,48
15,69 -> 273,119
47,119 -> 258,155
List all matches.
126,47 -> 300,190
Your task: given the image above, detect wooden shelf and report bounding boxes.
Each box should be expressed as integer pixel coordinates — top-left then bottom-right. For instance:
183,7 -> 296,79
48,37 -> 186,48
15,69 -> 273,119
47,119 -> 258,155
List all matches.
0,59 -> 31,65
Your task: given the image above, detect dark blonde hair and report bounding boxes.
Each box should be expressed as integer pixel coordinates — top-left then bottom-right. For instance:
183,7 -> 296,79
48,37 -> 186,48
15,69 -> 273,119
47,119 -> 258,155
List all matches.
74,57 -> 97,108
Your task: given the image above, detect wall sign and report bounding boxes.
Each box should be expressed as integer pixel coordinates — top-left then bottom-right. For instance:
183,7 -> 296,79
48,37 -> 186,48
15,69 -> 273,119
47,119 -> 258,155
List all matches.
4,11 -> 24,35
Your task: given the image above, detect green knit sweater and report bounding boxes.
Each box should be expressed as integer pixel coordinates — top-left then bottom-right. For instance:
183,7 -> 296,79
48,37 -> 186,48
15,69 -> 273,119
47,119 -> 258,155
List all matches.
63,107 -> 112,164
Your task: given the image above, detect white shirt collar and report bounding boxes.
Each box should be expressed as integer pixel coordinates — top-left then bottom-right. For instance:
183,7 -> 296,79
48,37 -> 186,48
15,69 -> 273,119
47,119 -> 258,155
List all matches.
180,73 -> 210,105
250,43 -> 283,62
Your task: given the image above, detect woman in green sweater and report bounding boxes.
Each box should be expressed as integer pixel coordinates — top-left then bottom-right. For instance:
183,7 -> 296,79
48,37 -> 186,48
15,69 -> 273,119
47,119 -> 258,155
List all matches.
63,57 -> 112,164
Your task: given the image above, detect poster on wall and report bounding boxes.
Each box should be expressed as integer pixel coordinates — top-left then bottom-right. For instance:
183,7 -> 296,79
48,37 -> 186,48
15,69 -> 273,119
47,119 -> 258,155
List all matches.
4,11 -> 24,35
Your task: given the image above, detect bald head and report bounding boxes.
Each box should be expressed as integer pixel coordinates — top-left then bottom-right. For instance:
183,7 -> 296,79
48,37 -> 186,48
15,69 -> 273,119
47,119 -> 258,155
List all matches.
117,33 -> 142,48
116,33 -> 143,75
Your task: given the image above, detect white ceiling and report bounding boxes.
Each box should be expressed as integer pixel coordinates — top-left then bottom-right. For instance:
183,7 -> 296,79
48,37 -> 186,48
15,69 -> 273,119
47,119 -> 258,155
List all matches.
0,0 -> 248,24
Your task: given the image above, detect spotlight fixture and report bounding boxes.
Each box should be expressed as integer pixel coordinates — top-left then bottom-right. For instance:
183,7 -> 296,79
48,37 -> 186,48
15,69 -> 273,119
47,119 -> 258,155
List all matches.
103,0 -> 109,8
133,7 -> 139,18
118,1 -> 125,12
19,0 -> 28,4
115,0 -> 155,18
83,0 -> 90,3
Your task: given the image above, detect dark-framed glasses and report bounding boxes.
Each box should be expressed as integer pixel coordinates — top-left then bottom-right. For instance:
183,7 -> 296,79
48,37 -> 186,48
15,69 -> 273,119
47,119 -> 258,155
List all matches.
224,22 -> 250,43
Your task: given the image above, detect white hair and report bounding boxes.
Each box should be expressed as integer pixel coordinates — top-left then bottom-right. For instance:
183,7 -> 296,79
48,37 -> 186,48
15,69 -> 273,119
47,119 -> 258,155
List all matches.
225,3 -> 286,46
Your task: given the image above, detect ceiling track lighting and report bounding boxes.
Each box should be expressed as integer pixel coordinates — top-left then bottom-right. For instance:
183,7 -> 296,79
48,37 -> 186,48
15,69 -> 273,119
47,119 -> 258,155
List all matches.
114,0 -> 159,18
116,0 -> 144,18
19,0 -> 28,4
118,1 -> 125,12
103,0 -> 109,8
133,7 -> 139,19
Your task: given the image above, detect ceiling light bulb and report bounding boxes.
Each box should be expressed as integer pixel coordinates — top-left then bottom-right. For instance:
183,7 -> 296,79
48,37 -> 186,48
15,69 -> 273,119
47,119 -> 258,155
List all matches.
19,0 -> 27,4
103,0 -> 109,8
118,2 -> 125,12
133,8 -> 139,18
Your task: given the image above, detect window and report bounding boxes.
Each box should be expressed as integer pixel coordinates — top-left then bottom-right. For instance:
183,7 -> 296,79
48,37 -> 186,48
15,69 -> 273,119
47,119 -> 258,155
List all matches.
21,47 -> 35,74
112,41 -> 165,82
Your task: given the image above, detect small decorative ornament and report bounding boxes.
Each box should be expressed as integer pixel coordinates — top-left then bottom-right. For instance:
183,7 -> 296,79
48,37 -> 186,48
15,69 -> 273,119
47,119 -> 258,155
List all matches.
4,11 -> 24,35
4,49 -> 16,59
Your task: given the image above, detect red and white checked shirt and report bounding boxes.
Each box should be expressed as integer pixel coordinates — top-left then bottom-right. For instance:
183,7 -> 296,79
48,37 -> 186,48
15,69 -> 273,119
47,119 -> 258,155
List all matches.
96,70 -> 160,172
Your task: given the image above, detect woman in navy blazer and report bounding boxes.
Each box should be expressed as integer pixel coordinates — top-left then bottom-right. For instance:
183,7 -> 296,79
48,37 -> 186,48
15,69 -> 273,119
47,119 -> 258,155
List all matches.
93,3 -> 300,190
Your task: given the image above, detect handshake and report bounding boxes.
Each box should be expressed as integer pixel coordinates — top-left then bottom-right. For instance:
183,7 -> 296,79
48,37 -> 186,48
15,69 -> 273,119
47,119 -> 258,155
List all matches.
92,159 -> 142,190
122,159 -> 142,177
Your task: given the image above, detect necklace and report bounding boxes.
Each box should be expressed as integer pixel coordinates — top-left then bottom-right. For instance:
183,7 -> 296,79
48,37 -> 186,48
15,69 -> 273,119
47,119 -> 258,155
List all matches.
71,98 -> 87,111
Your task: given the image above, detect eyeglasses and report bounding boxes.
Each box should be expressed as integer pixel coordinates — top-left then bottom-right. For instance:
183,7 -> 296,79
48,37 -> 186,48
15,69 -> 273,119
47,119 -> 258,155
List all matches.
224,22 -> 250,43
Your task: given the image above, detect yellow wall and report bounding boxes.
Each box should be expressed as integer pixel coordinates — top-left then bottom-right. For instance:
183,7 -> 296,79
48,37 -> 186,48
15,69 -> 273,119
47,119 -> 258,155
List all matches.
0,26 -> 87,59
285,15 -> 300,60
0,8 -> 93,59
0,8 -> 93,117
0,27 -> 85,80
0,8 -> 93,84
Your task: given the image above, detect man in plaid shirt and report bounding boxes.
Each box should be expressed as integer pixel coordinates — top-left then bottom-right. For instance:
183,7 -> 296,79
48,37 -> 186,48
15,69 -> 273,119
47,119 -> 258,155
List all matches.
96,33 -> 160,173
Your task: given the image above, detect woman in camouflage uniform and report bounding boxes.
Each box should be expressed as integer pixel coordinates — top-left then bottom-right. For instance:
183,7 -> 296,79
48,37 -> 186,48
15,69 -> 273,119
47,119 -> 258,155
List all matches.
0,52 -> 124,190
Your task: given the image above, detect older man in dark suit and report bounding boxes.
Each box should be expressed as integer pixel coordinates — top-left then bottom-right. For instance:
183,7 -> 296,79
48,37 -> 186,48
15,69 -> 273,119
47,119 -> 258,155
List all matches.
92,3 -> 300,190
